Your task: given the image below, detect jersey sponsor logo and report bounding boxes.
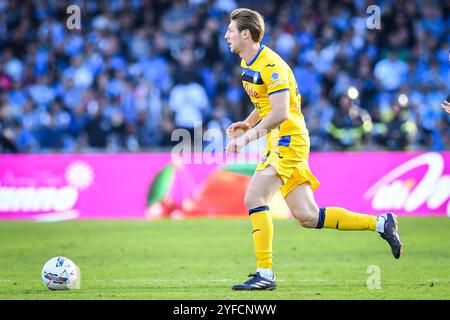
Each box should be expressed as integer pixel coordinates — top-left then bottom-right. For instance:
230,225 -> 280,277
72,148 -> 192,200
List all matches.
243,82 -> 260,98
265,63 -> 275,67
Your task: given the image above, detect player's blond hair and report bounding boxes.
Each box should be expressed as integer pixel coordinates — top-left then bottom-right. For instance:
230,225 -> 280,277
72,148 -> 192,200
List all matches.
230,8 -> 265,43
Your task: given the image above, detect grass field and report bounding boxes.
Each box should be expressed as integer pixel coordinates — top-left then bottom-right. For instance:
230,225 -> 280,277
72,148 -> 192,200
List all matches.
0,217 -> 449,300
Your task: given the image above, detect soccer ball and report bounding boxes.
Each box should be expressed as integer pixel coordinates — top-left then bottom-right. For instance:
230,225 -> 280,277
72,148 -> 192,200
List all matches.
41,256 -> 80,290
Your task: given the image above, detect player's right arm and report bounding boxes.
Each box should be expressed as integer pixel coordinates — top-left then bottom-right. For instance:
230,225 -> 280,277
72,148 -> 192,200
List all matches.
226,109 -> 261,139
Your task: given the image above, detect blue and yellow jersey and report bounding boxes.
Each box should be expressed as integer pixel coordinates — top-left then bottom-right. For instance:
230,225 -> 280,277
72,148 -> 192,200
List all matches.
240,45 -> 308,136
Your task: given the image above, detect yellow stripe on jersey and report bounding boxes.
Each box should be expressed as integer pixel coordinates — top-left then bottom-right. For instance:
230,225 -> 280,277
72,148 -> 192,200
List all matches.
240,45 -> 308,136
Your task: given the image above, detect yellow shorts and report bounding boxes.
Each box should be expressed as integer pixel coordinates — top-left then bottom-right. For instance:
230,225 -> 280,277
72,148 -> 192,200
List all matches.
255,133 -> 320,198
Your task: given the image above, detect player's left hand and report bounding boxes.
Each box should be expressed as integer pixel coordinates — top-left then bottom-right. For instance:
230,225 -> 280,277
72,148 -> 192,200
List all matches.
226,137 -> 247,154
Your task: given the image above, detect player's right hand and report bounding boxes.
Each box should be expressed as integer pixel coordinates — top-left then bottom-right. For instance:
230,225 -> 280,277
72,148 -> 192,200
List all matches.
226,121 -> 251,139
442,101 -> 450,114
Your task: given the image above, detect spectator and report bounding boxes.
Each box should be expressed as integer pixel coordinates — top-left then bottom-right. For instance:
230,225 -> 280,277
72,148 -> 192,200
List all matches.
374,51 -> 408,92
168,72 -> 210,138
84,101 -> 110,150
205,97 -> 233,152
369,107 -> 389,150
159,106 -> 176,147
327,95 -> 372,151
0,126 -> 18,152
385,103 -> 417,150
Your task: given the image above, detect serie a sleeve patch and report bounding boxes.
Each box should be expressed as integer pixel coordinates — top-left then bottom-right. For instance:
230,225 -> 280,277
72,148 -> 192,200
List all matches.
265,69 -> 288,94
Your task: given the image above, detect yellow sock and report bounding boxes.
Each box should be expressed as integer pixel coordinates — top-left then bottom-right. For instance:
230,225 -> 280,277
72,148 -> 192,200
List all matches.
317,207 -> 376,231
249,206 -> 273,269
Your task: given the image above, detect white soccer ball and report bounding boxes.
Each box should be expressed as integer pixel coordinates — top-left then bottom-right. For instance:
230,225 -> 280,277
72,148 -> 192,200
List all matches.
41,256 -> 80,290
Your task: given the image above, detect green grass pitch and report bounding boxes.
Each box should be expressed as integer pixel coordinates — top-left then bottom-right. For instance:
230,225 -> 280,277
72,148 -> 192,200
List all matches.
0,217 -> 449,300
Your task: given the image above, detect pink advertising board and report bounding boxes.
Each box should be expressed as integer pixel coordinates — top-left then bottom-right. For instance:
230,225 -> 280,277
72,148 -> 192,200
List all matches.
0,151 -> 448,220
310,152 -> 449,217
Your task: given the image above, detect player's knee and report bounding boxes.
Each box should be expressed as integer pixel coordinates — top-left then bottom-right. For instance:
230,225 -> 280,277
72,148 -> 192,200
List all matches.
244,191 -> 272,211
298,215 -> 318,228
244,192 -> 263,211
292,209 -> 319,228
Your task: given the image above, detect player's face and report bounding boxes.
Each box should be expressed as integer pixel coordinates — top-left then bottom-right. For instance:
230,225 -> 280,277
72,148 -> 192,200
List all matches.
224,21 -> 243,54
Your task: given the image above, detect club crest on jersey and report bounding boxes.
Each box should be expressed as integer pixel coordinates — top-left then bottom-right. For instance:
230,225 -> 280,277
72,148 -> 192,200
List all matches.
253,73 -> 259,84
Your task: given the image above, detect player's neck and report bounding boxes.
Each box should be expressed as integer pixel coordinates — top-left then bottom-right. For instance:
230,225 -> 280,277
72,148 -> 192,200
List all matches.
240,43 -> 262,65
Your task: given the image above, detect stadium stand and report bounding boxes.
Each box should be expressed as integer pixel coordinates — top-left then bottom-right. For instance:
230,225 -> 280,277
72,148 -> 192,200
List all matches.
0,0 -> 448,153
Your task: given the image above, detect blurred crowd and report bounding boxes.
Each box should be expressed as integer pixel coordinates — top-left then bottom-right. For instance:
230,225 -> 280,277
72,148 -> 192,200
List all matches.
0,0 -> 449,153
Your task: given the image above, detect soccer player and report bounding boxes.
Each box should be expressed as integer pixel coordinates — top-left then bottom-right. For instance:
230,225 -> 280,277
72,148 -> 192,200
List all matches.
224,8 -> 402,291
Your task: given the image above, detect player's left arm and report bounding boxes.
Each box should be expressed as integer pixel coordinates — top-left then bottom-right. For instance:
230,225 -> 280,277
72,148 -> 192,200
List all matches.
226,90 -> 289,153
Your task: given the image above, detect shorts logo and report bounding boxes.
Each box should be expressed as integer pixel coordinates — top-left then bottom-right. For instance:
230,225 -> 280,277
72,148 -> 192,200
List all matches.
261,151 -> 270,164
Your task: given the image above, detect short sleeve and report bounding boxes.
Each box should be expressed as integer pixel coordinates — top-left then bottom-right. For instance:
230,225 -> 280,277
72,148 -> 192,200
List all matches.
261,64 -> 290,96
